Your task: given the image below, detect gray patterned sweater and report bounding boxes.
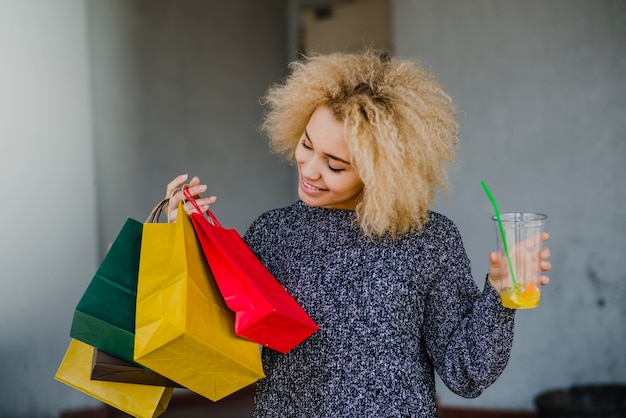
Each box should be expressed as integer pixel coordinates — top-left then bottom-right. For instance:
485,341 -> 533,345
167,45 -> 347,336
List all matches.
243,201 -> 515,417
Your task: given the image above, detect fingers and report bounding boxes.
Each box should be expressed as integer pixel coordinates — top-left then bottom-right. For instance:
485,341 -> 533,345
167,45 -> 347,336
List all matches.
165,174 -> 217,222
488,251 -> 506,281
184,195 -> 217,214
490,233 -> 553,289
167,175 -> 208,206
538,247 -> 551,273
166,174 -> 189,199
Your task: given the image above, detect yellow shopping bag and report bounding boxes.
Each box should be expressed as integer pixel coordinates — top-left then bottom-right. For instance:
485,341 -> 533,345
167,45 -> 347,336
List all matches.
134,202 -> 264,401
55,339 -> 173,418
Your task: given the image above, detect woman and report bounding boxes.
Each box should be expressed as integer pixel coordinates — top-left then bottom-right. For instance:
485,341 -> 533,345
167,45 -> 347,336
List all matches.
165,51 -> 551,417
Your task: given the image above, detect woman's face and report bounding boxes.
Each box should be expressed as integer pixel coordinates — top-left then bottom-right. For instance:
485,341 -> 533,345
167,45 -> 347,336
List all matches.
295,106 -> 364,210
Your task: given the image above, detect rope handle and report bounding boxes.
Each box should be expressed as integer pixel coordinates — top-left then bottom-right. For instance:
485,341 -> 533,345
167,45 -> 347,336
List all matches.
143,185 -> 219,225
144,188 -> 180,223
145,197 -> 170,223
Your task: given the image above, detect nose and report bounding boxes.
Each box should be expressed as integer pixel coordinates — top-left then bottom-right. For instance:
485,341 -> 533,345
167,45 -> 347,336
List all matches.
299,154 -> 322,180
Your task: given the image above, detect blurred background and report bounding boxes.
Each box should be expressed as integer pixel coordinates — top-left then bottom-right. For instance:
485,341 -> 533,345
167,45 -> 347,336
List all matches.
0,0 -> 624,417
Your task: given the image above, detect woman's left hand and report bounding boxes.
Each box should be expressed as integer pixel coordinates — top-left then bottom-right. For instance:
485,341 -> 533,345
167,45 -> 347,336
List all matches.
165,174 -> 216,223
488,232 -> 552,290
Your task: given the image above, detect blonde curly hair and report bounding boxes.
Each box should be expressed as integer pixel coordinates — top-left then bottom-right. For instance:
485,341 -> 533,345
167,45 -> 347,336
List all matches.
261,50 -> 459,238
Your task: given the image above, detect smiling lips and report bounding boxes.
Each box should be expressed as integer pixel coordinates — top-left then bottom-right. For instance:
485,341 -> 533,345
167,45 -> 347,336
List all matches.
301,179 -> 326,193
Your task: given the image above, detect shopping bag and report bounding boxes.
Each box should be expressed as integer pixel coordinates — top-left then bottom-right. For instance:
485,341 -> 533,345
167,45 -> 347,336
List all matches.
55,339 -> 173,418
183,188 -> 319,354
134,202 -> 265,401
71,199 -> 184,386
91,348 -> 182,387
70,217 -> 144,363
70,198 -> 169,365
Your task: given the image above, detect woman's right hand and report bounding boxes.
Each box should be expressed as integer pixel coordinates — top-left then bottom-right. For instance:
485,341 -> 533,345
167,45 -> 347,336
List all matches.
165,174 -> 217,222
487,232 -> 552,292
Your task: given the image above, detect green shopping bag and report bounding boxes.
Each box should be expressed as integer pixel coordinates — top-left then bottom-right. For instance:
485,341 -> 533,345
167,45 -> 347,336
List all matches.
69,198 -> 169,363
69,217 -> 143,363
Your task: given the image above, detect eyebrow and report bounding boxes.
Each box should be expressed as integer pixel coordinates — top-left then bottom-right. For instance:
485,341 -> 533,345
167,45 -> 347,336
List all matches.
304,129 -> 352,166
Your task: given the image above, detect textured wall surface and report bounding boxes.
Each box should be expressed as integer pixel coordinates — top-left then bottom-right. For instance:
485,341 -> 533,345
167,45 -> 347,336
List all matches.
88,0 -> 294,253
394,0 -> 626,410
0,1 -> 99,417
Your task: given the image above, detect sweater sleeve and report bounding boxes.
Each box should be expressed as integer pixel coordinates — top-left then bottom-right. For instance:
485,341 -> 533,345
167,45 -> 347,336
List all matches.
421,223 -> 516,398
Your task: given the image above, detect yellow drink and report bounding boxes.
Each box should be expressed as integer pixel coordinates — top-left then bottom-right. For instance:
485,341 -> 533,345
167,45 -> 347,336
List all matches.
500,283 -> 540,309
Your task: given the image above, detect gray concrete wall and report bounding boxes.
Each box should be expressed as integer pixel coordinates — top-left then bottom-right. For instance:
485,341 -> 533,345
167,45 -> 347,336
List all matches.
88,0 -> 294,253
394,0 -> 626,410
0,0 -> 100,416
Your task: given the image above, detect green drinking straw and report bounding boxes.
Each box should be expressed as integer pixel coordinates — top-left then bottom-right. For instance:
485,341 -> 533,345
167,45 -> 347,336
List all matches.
481,180 -> 518,290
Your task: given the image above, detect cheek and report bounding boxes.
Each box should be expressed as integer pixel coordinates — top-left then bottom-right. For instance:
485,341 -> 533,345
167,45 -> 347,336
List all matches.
332,175 -> 363,195
294,145 -> 305,165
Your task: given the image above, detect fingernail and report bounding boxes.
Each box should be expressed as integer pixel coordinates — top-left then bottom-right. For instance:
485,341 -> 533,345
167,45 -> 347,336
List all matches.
179,174 -> 188,179
198,184 -> 207,191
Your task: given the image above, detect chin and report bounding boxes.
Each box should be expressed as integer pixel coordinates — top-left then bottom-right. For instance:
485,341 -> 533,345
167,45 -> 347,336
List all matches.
298,190 -> 321,208
299,195 -> 317,207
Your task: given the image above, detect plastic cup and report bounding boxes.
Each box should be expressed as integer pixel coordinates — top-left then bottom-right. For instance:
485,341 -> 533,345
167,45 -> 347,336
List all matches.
492,212 -> 547,309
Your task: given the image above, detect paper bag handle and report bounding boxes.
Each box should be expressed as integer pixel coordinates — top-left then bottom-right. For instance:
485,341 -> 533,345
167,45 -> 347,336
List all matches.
145,197 -> 170,223
183,186 -> 222,227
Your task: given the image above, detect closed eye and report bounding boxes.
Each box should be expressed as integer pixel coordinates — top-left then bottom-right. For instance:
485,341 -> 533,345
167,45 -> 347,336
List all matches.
328,165 -> 344,173
302,138 -> 344,172
301,138 -> 312,150
302,129 -> 350,173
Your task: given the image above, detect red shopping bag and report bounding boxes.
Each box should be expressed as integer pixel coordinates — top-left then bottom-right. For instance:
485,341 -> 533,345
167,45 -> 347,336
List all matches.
183,188 -> 319,354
